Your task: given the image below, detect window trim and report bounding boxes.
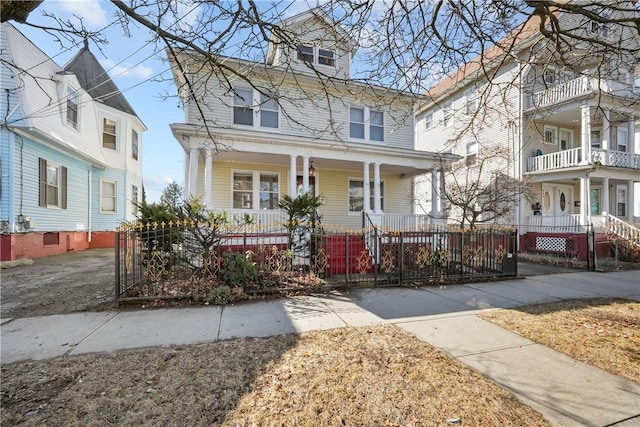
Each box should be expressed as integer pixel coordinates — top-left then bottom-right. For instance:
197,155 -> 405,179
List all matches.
102,117 -> 118,151
296,44 -> 336,68
131,185 -> 139,216
132,129 -> 139,160
231,170 -> 281,210
616,126 -> 628,152
348,178 -> 385,214
465,88 -> 478,115
39,158 -> 67,209
100,179 -> 118,214
442,100 -> 453,128
424,112 -> 433,130
349,106 -> 385,143
232,87 -> 280,130
66,86 -> 79,130
616,185 -> 627,217
543,125 -> 558,145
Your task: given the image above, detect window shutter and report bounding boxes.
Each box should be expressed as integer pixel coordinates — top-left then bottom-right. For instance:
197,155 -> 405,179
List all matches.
60,166 -> 68,209
39,158 -> 47,207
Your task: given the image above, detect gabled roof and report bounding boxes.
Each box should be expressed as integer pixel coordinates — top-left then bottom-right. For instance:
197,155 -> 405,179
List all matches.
266,7 -> 357,65
64,42 -> 138,117
426,14 -> 543,100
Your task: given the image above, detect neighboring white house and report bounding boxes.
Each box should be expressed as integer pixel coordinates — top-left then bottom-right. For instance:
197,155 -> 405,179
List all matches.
168,8 -> 454,231
0,23 -> 146,260
415,7 -> 640,252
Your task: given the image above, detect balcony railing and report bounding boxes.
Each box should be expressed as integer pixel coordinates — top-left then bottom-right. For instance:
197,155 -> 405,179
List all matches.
528,148 -> 640,172
527,148 -> 582,172
528,77 -> 639,109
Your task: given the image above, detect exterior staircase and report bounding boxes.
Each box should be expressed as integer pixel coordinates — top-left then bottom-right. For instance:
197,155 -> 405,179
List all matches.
599,214 -> 640,259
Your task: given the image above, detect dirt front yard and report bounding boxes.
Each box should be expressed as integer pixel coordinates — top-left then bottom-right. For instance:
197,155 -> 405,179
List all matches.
1,249 -> 115,319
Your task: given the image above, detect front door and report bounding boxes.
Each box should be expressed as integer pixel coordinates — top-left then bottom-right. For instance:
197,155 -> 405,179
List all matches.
556,185 -> 572,216
542,184 -> 573,216
559,129 -> 572,151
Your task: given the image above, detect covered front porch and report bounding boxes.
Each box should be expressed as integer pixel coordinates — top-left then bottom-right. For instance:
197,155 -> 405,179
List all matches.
172,124 -> 454,231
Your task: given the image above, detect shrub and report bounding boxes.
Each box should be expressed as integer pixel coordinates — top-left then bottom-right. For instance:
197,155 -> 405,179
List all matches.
223,251 -> 259,286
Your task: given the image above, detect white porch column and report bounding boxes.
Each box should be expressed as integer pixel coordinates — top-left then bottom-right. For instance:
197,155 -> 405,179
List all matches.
629,116 -> 636,157
602,177 -> 610,215
373,163 -> 382,213
302,156 -> 310,194
363,162 -> 371,212
581,105 -> 591,165
289,155 -> 298,198
184,152 -> 190,198
430,168 -> 440,216
628,180 -> 635,220
203,149 -> 213,208
602,109 -> 610,165
188,148 -> 199,199
580,176 -> 589,226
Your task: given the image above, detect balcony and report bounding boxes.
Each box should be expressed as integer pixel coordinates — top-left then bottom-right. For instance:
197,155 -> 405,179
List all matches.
527,76 -> 639,109
527,148 -> 640,172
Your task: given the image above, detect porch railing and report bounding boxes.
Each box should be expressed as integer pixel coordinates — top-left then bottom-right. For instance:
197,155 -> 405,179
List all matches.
602,213 -> 640,249
527,148 -> 582,172
525,214 -> 584,233
368,212 -> 433,232
529,76 -> 639,109
527,148 -> 640,172
211,209 -> 287,231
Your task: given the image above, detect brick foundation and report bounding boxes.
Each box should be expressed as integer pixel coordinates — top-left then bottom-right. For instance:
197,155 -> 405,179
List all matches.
0,231 -> 116,261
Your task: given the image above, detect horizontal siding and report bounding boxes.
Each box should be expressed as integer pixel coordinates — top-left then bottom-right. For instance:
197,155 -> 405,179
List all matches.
188,71 -> 415,150
92,169 -> 129,230
202,160 -> 412,230
15,135 -> 90,231
0,130 -> 11,223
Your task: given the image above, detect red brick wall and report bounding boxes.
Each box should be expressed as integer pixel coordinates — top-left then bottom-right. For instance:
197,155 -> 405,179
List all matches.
1,231 -> 94,261
89,231 -> 116,249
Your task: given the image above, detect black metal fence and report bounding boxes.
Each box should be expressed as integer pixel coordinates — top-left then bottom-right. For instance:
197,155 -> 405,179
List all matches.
115,221 -> 518,305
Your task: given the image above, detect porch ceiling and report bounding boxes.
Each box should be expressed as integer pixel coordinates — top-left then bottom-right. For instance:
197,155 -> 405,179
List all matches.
212,151 -> 429,176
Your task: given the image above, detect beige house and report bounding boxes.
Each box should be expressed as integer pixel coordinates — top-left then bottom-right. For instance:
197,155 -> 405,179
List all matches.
169,9 -> 454,231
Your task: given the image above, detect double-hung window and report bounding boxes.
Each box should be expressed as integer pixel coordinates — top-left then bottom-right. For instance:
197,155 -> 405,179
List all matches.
318,49 -> 335,66
348,179 -> 384,212
259,93 -> 279,128
296,45 -> 335,67
67,88 -> 78,129
466,141 -> 478,166
233,87 -> 279,129
349,107 -> 365,139
350,107 -> 384,142
465,88 -> 477,115
296,45 -> 314,63
132,130 -> 139,160
616,127 -> 628,152
101,180 -> 117,213
132,185 -> 139,215
39,158 -> 67,209
233,88 -> 254,126
103,118 -> 117,150
617,187 -> 627,217
370,110 -> 384,141
233,171 -> 279,209
424,113 -> 433,130
442,101 -> 452,128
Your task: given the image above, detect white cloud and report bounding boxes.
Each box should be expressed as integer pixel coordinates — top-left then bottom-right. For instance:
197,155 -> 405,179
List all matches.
58,0 -> 108,28
100,59 -> 153,79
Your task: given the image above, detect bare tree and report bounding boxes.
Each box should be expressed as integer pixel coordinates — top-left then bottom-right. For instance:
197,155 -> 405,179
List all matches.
2,1 -> 638,227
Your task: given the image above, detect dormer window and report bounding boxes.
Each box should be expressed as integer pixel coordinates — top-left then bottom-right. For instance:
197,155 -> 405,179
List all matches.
296,45 -> 336,67
318,49 -> 335,66
66,88 -> 78,129
297,45 -> 314,63
543,70 -> 555,85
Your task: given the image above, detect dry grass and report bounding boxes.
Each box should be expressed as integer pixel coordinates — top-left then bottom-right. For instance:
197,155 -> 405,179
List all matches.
1,325 -> 549,426
479,298 -> 640,383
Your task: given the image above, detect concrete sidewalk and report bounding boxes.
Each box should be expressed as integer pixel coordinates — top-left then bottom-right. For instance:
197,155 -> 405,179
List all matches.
2,270 -> 639,426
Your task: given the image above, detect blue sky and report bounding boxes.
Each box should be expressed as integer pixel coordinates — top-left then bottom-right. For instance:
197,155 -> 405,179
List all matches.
13,0 -> 324,202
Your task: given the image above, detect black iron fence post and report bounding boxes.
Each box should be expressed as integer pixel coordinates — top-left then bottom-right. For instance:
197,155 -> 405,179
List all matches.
114,230 -> 120,307
587,225 -> 595,271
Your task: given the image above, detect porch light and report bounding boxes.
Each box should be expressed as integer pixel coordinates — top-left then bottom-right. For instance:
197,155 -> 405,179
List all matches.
309,161 -> 316,176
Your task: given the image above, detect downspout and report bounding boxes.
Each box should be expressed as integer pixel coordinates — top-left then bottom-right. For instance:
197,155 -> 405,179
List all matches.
88,169 -> 92,242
